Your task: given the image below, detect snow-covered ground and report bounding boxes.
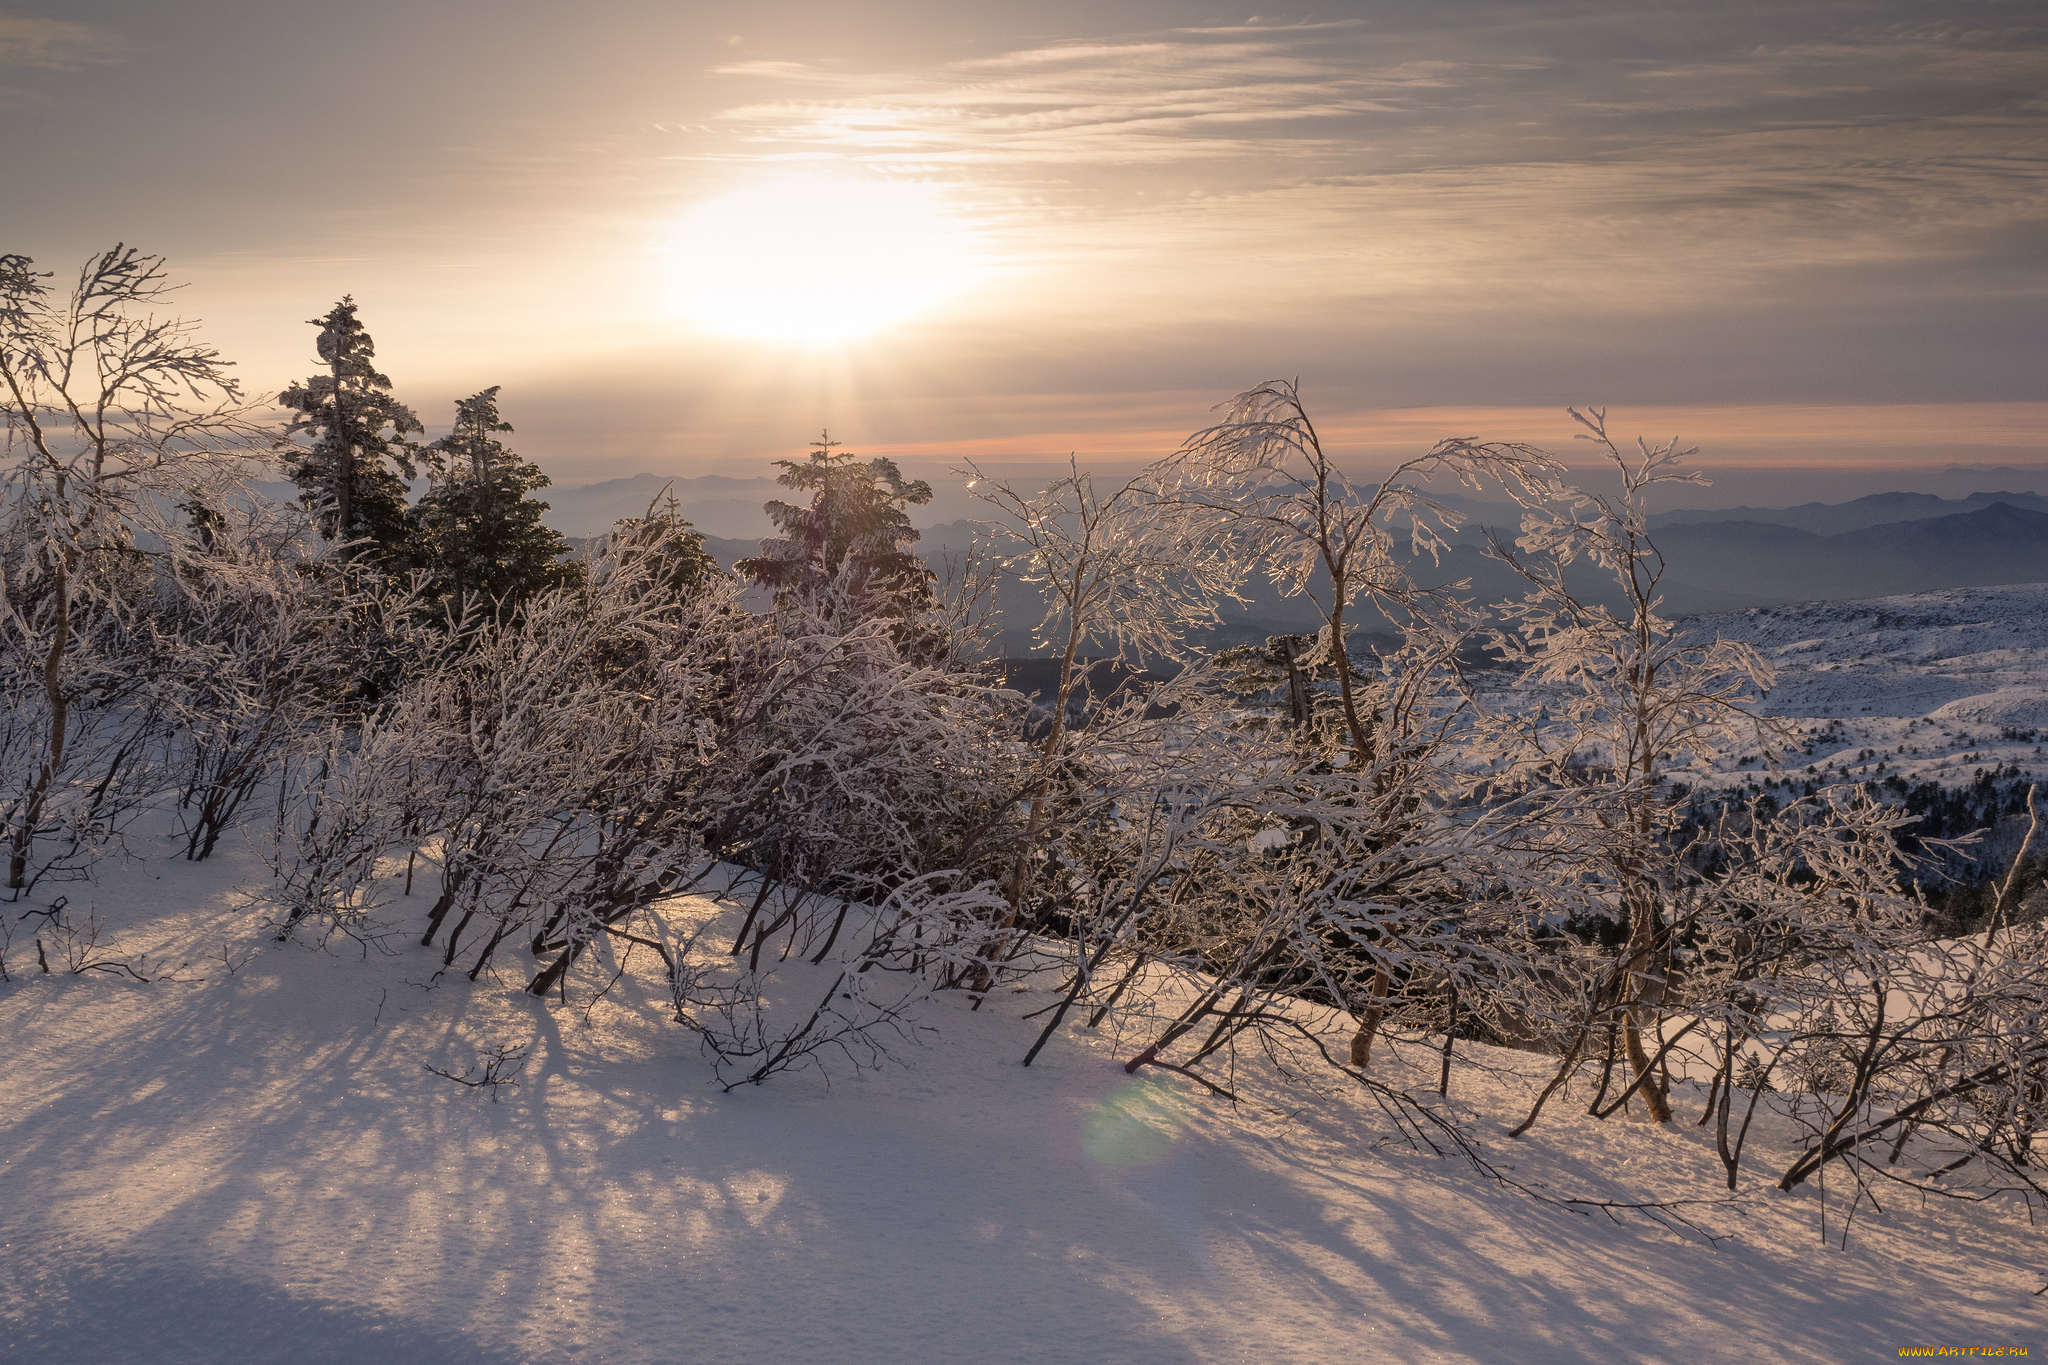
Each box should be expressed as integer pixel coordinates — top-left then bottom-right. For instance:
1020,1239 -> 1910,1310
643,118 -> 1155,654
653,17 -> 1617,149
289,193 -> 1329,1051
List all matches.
1679,584 -> 2048,791
3,825 -> 2041,1363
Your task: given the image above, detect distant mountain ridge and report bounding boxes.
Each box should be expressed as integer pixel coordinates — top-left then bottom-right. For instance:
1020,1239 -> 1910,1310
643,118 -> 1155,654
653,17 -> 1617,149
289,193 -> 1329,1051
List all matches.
538,469 -> 987,540
258,476 -> 2048,645
1643,502 -> 2048,609
540,473 -> 781,540
928,501 -> 2048,649
1646,490 -> 2048,536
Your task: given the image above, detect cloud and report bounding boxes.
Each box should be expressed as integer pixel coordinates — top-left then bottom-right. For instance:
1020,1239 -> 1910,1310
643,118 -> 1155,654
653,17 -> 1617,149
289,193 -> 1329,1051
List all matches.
0,13 -> 126,71
710,59 -> 847,83
691,6 -> 2046,191
674,3 -> 2047,333
704,33 -> 1427,169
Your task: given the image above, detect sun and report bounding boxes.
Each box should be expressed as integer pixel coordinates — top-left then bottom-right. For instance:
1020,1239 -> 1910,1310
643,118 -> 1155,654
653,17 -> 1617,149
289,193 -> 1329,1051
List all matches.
667,177 -> 978,342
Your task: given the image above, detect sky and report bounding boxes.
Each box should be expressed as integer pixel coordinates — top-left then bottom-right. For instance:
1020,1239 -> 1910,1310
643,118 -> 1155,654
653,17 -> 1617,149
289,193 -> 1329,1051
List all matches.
2,0 -> 2043,494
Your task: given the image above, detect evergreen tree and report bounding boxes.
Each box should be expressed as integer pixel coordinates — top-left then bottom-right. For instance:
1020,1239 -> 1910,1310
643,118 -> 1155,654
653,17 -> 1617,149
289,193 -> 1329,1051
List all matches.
278,298 -> 422,555
738,431 -> 934,628
1219,632 -> 1331,731
408,386 -> 576,613
609,488 -> 718,601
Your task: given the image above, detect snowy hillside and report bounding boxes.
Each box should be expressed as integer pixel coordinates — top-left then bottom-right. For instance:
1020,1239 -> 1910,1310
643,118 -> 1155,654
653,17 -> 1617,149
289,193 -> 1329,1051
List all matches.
1,831 -> 2041,1365
1680,583 -> 2048,790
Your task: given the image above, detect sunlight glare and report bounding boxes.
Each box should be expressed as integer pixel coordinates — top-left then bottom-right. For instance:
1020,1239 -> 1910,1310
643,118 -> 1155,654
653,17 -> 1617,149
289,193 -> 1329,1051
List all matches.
668,178 -> 977,342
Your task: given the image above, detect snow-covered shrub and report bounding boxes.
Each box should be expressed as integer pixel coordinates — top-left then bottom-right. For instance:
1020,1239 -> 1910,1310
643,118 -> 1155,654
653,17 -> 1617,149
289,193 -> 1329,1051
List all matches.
260,519 -> 1029,1085
148,492 -> 373,861
267,716 -> 416,946
1756,830 -> 2048,1211
0,247 -> 261,896
1450,410 -> 2046,1220
1477,408 -> 1815,1125
269,527 -> 753,970
1010,381 -> 1565,1084
0,499 -> 168,895
672,565 -> 1031,1084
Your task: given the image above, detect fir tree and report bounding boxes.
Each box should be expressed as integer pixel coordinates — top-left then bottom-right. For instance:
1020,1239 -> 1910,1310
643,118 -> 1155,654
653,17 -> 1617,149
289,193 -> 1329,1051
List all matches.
610,488 -> 718,601
175,493 -> 228,555
408,386 -> 576,614
1217,630 -> 1350,739
277,297 -> 422,556
739,431 -> 934,628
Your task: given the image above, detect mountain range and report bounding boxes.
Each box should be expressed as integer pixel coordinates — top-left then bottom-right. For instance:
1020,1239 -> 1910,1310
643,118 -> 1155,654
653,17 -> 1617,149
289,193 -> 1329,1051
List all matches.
1402,500 -> 2048,621
538,473 -> 781,540
266,472 -> 2048,648
1644,489 -> 2048,536
922,499 -> 2048,650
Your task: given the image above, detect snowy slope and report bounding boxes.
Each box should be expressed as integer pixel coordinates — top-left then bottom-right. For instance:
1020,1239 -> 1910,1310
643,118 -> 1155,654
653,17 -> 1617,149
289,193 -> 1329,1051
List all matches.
2,831 -> 2041,1364
1680,583 -> 2048,790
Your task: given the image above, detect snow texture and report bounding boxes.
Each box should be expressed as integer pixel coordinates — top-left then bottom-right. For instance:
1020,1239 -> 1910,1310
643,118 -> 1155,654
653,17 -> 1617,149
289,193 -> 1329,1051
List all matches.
3,812 -> 2041,1364
1678,584 -> 2048,789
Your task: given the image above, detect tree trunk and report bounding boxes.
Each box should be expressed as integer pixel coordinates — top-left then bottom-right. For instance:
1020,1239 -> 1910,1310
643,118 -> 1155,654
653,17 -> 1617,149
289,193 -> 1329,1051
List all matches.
1619,913 -> 1674,1123
11,561 -> 70,890
1347,963 -> 1391,1067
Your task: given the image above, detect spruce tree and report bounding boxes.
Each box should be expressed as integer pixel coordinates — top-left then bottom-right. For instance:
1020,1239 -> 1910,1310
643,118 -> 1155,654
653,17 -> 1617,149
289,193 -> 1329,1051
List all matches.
610,488 -> 717,601
408,386 -> 576,614
739,431 -> 934,628
1218,634 -> 1322,729
277,297 -> 421,556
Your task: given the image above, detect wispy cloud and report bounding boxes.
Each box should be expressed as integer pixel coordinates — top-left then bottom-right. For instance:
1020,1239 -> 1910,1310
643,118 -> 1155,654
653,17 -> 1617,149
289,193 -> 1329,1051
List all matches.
0,13 -> 126,71
671,5 -> 2046,327
702,33 -> 1434,169
709,59 -> 850,83
690,10 -> 2046,188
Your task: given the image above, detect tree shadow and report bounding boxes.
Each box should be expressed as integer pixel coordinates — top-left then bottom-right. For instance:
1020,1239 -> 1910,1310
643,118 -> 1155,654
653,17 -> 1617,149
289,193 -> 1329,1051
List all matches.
4,1258 -> 529,1365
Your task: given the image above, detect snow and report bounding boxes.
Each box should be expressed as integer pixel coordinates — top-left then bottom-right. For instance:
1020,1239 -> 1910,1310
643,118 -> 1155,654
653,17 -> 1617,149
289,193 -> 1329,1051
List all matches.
1670,584 -> 2048,789
1702,585 -> 2048,722
3,827 -> 2041,1364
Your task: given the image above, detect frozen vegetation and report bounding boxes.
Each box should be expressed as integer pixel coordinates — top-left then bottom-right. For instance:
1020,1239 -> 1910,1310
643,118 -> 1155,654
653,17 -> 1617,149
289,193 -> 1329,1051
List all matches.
1,249 -> 2043,1362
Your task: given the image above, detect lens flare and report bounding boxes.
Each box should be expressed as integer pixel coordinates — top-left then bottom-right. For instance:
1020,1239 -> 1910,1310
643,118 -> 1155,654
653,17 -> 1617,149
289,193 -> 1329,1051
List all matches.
1081,1077 -> 1189,1169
